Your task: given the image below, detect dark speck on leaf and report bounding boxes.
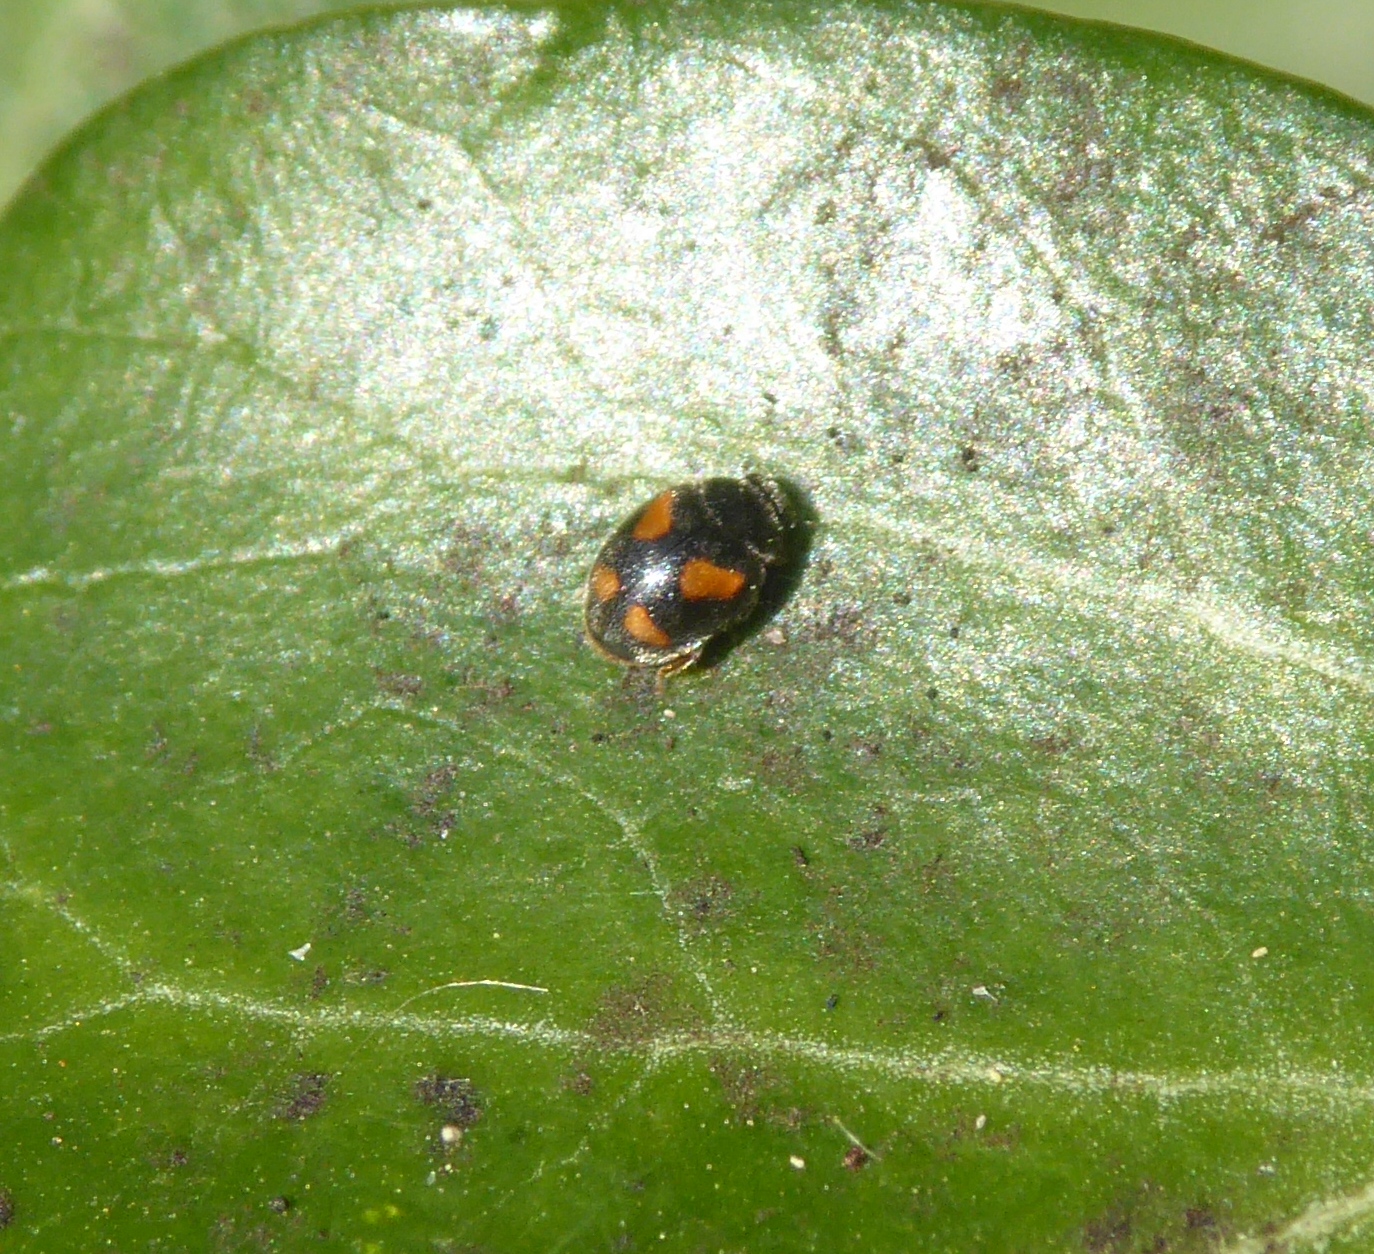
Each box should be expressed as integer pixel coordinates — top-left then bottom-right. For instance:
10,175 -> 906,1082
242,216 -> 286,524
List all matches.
0,1189 -> 13,1229
268,1196 -> 292,1214
990,75 -> 1026,108
1031,731 -> 1075,756
792,845 -> 810,868
843,1145 -> 870,1171
927,688 -> 939,701
824,994 -> 839,1011
797,603 -> 864,644
415,1075 -> 483,1128
376,671 -> 423,698
672,875 -> 733,926
849,823 -> 887,852
590,974 -> 701,1047
901,135 -> 954,169
893,590 -> 912,606
279,1073 -> 329,1121
1084,1209 -> 1132,1254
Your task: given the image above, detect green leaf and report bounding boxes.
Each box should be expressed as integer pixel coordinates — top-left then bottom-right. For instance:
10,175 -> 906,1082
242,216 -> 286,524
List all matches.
0,1 -> 331,208
4,2 -> 1374,1248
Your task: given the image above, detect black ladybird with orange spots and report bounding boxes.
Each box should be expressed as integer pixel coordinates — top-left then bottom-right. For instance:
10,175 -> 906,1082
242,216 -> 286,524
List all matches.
584,475 -> 794,679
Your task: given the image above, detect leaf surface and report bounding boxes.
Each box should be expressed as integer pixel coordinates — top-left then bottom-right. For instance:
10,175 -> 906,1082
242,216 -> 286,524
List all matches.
4,3 -> 1374,1249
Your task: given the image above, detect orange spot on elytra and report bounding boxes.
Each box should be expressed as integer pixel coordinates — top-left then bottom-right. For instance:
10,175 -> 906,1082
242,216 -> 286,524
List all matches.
589,564 -> 621,602
632,491 -> 674,541
679,558 -> 747,601
623,604 -> 671,648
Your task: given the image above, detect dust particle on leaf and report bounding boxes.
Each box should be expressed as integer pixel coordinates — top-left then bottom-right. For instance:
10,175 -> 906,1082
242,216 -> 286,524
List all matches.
843,1145 -> 870,1171
851,736 -> 884,760
669,875 -> 734,928
561,1071 -> 595,1096
375,671 -> 424,698
848,805 -> 890,851
278,1073 -> 329,1121
442,520 -> 502,585
813,912 -> 882,973
1029,731 -> 1075,756
344,966 -> 389,985
990,74 -> 1026,107
1082,1207 -> 1131,1254
708,1056 -> 776,1122
589,973 -> 703,1047
245,724 -> 278,772
414,1075 -> 483,1128
145,726 -> 168,760
455,667 -> 517,707
341,885 -> 374,925
754,744 -> 809,791
902,134 -> 954,169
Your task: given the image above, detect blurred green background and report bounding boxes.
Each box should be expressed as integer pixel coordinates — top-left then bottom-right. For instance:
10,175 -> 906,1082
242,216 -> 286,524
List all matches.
0,0 -> 1372,210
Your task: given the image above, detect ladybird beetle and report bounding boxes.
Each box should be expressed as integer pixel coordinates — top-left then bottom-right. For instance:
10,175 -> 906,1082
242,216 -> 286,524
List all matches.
584,475 -> 793,680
